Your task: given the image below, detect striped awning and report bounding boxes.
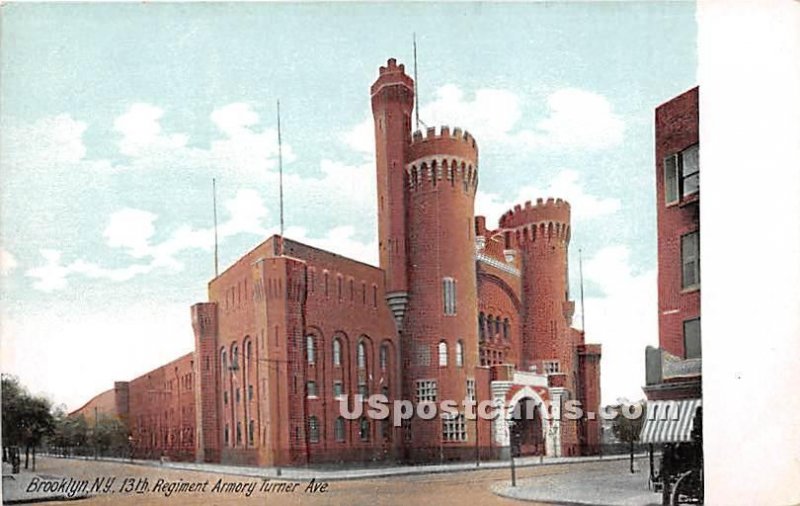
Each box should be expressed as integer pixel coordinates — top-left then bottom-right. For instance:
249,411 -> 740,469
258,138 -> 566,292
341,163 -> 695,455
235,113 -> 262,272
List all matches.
639,399 -> 702,444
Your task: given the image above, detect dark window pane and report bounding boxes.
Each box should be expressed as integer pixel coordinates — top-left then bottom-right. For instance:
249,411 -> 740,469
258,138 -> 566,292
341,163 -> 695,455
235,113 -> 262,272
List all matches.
681,145 -> 699,176
664,155 -> 679,204
684,318 -> 702,358
683,173 -> 699,197
681,232 -> 700,288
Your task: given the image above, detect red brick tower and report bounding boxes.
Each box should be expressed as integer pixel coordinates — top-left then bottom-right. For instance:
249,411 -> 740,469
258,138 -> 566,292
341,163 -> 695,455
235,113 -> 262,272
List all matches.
371,58 -> 415,326
499,198 -> 574,372
191,302 -> 221,463
404,126 -> 480,461
499,198 -> 583,454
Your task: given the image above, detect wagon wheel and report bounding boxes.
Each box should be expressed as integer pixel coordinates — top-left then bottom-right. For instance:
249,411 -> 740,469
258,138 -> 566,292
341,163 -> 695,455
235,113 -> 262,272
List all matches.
671,469 -> 703,505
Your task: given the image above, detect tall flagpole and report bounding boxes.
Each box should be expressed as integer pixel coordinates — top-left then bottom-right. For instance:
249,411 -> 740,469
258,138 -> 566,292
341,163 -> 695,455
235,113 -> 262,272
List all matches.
277,100 -> 284,256
413,33 -> 420,131
213,177 -> 219,277
579,248 -> 586,332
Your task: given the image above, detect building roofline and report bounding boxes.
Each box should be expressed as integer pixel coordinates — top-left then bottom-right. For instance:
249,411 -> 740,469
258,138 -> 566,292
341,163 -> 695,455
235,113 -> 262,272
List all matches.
127,351 -> 195,385
210,234 -> 382,287
68,387 -> 116,417
655,85 -> 699,111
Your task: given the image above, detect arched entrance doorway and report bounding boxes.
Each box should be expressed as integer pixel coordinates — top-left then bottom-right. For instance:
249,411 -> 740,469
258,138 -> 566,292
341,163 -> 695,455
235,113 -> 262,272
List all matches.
510,397 -> 544,456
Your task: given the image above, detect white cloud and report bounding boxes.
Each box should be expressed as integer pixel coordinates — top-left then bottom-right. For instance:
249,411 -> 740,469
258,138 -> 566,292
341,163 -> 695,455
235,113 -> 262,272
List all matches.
25,189 -> 272,291
475,169 -> 621,228
104,208 -> 158,258
574,245 -> 657,404
1,249 -> 18,276
286,224 -> 378,266
3,114 -> 89,167
420,84 -> 523,145
206,102 -> 296,175
341,115 -> 375,155
210,102 -> 261,135
217,188 -> 270,238
109,102 -> 295,175
341,85 -> 623,157
25,249 -> 154,292
518,88 -> 625,150
25,250 -> 76,292
114,103 -> 188,156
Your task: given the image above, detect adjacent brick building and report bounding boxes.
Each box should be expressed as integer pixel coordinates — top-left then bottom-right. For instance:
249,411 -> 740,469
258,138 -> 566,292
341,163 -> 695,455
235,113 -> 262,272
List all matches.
74,58 -> 603,465
643,87 -> 702,401
639,86 -> 703,505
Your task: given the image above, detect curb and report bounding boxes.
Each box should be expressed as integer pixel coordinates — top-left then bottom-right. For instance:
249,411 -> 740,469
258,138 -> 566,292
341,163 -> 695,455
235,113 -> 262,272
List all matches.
36,453 -> 648,482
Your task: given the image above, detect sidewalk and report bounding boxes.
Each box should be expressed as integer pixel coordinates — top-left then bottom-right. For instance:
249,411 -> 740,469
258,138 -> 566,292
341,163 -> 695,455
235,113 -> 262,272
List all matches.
2,461 -> 90,504
46,452 -> 648,481
493,457 -> 662,506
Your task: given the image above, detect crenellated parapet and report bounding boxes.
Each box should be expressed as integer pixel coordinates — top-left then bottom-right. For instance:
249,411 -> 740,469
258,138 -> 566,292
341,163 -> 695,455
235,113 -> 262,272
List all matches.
499,198 -> 571,245
406,126 -> 479,193
370,58 -> 414,96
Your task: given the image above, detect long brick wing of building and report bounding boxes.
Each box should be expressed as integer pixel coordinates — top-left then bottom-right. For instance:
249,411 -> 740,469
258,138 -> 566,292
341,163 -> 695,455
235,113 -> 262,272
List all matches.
72,58 -> 602,466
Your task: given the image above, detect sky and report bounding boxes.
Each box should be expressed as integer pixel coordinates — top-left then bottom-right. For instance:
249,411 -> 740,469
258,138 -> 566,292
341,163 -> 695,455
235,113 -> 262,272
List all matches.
0,2 -> 697,410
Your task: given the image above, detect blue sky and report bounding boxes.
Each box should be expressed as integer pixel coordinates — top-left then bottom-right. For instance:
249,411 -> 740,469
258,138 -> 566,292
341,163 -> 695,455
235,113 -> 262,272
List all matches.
0,2 -> 697,409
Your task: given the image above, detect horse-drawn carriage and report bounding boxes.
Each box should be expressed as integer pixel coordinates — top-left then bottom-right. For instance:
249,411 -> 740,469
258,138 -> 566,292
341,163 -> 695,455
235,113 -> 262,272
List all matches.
641,401 -> 703,505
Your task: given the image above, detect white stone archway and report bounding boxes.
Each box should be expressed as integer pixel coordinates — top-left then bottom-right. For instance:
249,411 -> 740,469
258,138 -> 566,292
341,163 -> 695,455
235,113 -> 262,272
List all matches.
491,383 -> 561,457
507,386 -> 556,456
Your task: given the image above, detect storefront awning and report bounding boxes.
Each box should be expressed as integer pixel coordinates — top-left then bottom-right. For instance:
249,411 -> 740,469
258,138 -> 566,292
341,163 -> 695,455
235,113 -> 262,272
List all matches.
639,399 -> 702,444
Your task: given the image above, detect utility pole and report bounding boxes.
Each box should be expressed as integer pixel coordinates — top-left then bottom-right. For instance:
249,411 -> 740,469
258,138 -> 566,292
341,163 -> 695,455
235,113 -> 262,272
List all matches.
276,100 -> 285,256
508,419 -> 517,487
213,178 -> 219,277
413,33 -> 420,131
94,406 -> 98,460
579,248 -> 586,332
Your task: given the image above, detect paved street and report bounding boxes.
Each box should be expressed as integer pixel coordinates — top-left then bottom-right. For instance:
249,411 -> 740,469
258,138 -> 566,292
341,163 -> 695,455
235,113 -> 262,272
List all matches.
3,455 -> 658,505
495,458 -> 661,506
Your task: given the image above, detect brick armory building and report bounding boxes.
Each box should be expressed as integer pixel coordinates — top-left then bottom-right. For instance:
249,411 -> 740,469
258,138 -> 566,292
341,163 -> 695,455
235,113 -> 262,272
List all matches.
74,58 -> 602,466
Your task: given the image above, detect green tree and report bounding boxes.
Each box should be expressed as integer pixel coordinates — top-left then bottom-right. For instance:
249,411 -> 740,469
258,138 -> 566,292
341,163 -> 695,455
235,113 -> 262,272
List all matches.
1,375 -> 55,471
612,402 -> 646,473
1,375 -> 25,463
90,415 -> 129,457
49,408 -> 89,457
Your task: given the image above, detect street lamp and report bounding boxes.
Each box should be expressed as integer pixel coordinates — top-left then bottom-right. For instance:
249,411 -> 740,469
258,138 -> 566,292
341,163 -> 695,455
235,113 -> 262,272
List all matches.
127,435 -> 135,462
508,419 -> 517,487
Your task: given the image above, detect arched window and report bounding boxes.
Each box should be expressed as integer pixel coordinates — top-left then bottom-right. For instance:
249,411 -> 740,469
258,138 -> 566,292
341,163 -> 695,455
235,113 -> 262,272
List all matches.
456,340 -> 464,368
333,338 -> 342,367
495,317 -> 502,336
221,349 -> 227,373
442,277 -> 456,315
306,335 -> 315,364
334,417 -> 346,442
357,341 -> 367,369
438,340 -> 448,367
380,343 -> 389,370
231,343 -> 239,371
308,416 -> 320,443
487,315 -> 494,338
478,312 -> 485,341
246,340 -> 252,362
359,417 -> 370,441
503,318 -> 510,340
